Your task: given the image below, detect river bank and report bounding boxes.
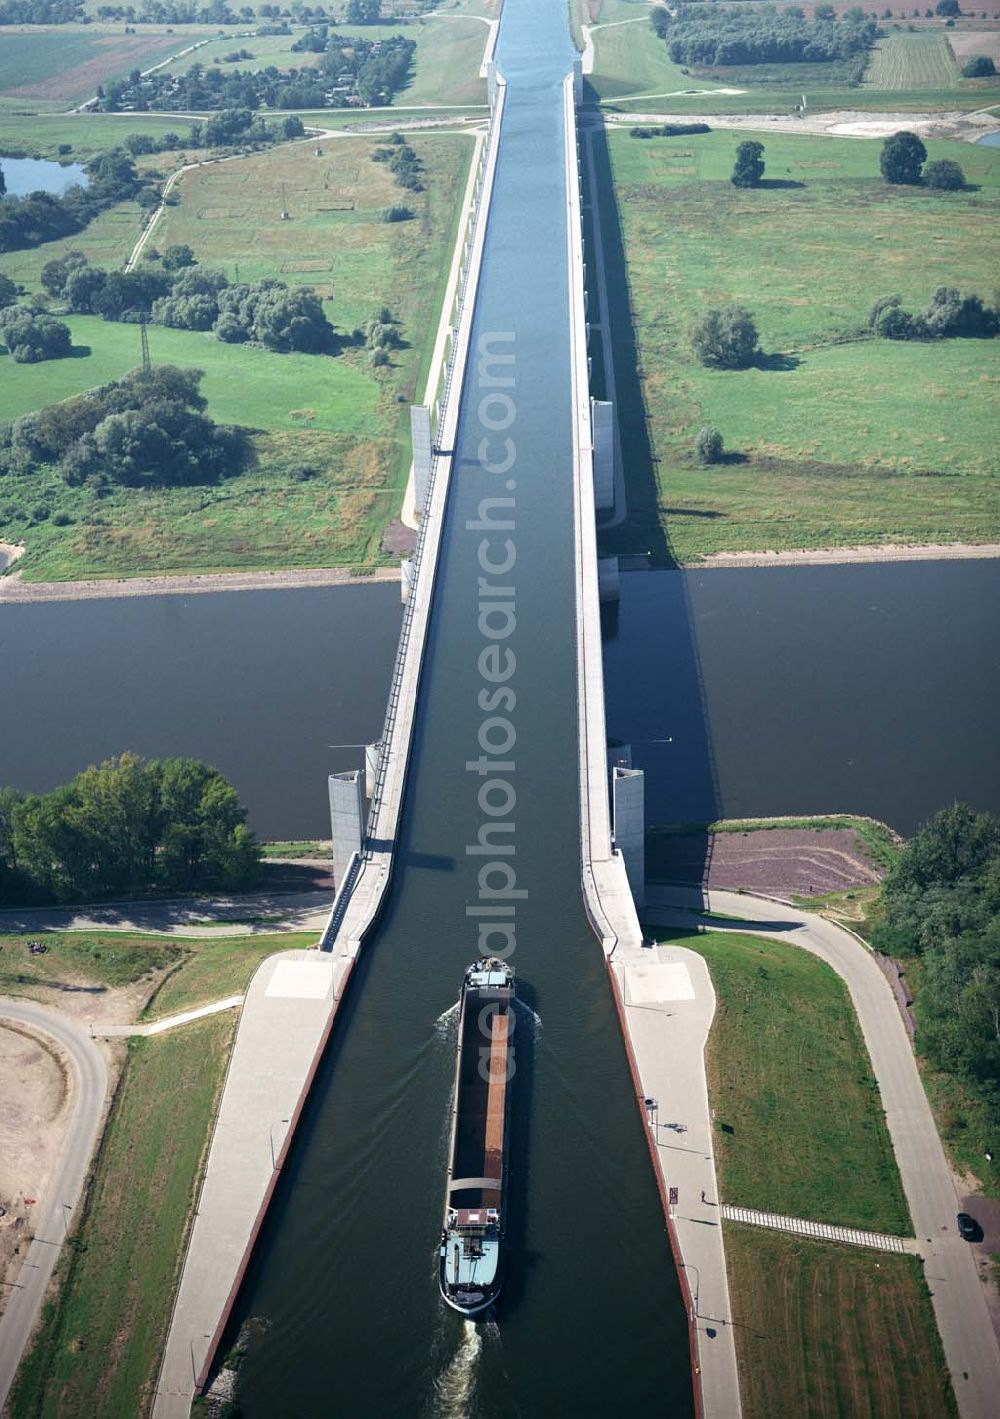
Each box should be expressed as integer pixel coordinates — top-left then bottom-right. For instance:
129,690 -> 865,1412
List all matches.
2,540 -> 997,600
0,565 -> 400,602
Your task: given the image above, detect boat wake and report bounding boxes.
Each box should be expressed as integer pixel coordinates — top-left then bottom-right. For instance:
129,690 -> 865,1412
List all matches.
431,1319 -> 482,1417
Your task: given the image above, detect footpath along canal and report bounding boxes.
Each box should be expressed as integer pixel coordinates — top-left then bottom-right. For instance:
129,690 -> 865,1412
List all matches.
220,0 -> 694,1413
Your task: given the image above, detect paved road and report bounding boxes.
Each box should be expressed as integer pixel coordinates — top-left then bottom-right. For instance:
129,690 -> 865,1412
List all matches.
0,999 -> 108,1413
647,887 -> 1000,1419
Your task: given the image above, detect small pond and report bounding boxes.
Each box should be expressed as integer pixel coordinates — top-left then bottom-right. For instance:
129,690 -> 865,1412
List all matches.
976,131 -> 1000,147
0,155 -> 89,197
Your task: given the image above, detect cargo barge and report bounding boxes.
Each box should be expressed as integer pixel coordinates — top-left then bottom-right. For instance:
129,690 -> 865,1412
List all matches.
439,957 -> 514,1316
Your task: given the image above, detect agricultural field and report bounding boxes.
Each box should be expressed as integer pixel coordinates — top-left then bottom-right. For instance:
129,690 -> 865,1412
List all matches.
864,32 -> 959,90
595,125 -> 1000,562
667,929 -> 910,1231
724,1227 -> 955,1419
948,29 -> 1000,64
0,26 -> 201,110
0,131 -> 473,579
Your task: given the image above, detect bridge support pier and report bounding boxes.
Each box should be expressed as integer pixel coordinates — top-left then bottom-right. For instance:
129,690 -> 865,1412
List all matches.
328,771 -> 364,887
612,765 -> 645,910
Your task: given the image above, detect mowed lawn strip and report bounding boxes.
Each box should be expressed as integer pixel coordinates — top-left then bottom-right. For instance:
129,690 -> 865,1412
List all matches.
724,1226 -> 955,1419
9,1014 -> 236,1419
658,929 -> 911,1232
598,126 -> 1000,560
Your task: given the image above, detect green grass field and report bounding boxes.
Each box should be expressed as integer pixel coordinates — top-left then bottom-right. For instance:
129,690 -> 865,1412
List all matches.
864,32 -> 960,89
658,929 -> 911,1231
588,13 -> 711,101
724,1227 -> 955,1419
0,130 -> 472,580
9,1013 -> 236,1419
0,28 -> 196,109
595,125 -> 1000,562
1,316 -> 381,433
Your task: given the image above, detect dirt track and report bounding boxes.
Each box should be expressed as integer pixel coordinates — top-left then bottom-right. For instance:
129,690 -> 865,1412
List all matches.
608,105 -> 1000,143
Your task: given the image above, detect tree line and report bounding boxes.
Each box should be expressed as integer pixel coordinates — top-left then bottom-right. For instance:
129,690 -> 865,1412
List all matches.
98,33 -> 415,113
32,250 -> 337,352
655,5 -> 877,72
5,365 -> 249,489
872,805 -> 1000,1151
0,753 -> 261,905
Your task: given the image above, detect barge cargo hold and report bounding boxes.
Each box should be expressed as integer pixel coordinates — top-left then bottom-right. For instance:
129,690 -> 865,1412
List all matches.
439,957 -> 514,1316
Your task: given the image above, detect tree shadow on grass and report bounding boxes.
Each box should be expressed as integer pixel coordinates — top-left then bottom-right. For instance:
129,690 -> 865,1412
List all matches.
754,351 -> 800,372
756,178 -> 806,190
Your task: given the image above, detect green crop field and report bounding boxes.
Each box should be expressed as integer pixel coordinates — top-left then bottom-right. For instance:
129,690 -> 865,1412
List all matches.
0,28 -> 195,108
663,930 -> 911,1232
0,130 -> 472,580
594,125 -> 1000,562
9,1014 -> 236,1419
864,32 -> 960,90
724,1228 -> 955,1419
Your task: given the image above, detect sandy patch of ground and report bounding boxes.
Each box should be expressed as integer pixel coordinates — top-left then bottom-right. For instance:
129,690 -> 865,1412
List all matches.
607,107 -> 1000,143
697,541 -> 1000,569
0,541 -> 26,574
0,1022 -> 72,1319
0,564 -> 400,603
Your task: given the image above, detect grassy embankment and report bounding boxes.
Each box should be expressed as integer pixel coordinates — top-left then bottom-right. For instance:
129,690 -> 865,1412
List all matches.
724,1227 -> 955,1419
5,928 -> 314,1415
662,928 -> 911,1231
0,129 -> 473,579
651,927 -> 950,1414
590,125 -> 1000,563
0,929 -> 315,1016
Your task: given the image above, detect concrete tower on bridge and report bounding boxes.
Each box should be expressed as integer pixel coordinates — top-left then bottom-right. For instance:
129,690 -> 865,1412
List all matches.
328,770 -> 364,886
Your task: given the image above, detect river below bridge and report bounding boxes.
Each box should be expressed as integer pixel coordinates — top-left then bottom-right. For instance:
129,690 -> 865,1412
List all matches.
3,561 -> 997,842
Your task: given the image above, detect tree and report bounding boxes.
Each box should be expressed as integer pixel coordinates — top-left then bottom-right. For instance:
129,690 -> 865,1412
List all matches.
879,130 -> 926,184
162,242 -> 196,271
690,304 -> 760,369
282,114 -> 305,138
731,139 -> 765,188
0,272 -> 16,308
0,162 -> 5,197
934,0 -> 960,13
64,263 -> 108,313
923,158 -> 965,190
650,4 -> 670,38
5,753 -> 261,904
696,426 -> 724,463
961,54 -> 996,77
0,307 -> 73,362
345,0 -> 379,21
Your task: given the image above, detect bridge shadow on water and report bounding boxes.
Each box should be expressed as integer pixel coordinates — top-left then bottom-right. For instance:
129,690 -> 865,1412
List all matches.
584,107 -> 722,895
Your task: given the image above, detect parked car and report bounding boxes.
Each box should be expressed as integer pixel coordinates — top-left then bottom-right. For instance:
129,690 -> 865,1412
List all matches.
956,1212 -> 982,1242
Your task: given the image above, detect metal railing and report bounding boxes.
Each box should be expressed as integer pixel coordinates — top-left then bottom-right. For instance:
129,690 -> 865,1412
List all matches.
318,850 -> 362,951
363,81 -> 507,852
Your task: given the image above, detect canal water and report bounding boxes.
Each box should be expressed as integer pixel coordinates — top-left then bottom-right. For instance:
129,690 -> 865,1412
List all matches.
219,0 -> 697,1413
3,561 -> 997,840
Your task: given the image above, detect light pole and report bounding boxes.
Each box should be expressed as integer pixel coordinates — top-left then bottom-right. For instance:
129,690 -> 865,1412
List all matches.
683,1261 -> 701,1322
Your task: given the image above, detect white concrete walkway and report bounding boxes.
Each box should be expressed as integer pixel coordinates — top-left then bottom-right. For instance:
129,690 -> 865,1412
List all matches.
721,1204 -> 916,1253
152,951 -> 349,1417
95,996 -> 244,1038
647,887 -> 1000,1419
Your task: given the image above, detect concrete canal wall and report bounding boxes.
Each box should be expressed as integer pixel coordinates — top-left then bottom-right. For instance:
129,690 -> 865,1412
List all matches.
152,71 -> 510,1419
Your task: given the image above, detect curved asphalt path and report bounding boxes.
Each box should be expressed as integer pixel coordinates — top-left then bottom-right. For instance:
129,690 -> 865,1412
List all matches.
0,999 -> 108,1413
646,886 -> 1000,1419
